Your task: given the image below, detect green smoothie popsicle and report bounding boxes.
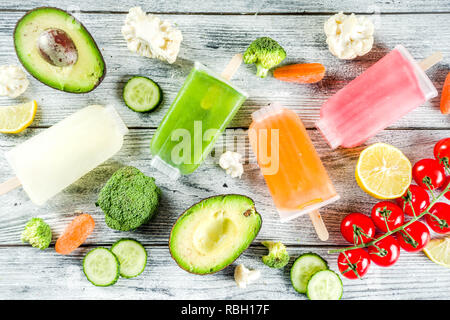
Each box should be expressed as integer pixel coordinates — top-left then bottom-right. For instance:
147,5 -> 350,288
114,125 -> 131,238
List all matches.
150,57 -> 247,179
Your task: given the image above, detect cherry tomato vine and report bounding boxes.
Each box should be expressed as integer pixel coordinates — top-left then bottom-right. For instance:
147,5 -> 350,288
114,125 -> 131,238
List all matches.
329,168 -> 450,256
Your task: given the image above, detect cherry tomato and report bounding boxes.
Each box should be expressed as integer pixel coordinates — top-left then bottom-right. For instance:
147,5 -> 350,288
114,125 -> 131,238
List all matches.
396,221 -> 430,252
368,235 -> 401,267
337,248 -> 371,280
371,201 -> 404,232
340,213 -> 375,245
425,202 -> 450,234
441,177 -> 450,201
412,159 -> 446,190
434,138 -> 450,169
396,185 -> 430,217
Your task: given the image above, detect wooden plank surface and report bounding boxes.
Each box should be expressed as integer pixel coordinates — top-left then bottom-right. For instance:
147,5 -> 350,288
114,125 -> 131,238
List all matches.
0,12 -> 449,129
1,0 -> 449,14
1,245 -> 449,300
0,0 -> 450,300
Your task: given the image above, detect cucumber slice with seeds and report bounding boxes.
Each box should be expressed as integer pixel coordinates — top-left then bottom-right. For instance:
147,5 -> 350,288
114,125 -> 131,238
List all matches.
83,247 -> 119,287
123,76 -> 162,112
306,270 -> 343,300
290,252 -> 328,294
111,238 -> 147,278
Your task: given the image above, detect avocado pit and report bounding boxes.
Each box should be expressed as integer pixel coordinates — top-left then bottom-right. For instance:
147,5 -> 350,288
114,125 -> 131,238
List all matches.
37,28 -> 78,67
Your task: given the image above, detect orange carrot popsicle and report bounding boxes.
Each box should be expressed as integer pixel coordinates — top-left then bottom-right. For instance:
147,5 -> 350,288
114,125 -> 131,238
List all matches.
55,213 -> 95,255
249,104 -> 339,239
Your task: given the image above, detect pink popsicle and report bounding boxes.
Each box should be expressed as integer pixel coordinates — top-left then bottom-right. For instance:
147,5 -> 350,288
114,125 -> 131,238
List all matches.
316,45 -> 437,149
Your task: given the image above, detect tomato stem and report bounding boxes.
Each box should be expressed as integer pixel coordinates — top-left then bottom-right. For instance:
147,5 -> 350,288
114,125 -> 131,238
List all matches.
427,212 -> 449,229
329,181 -> 450,254
378,206 -> 392,232
352,224 -> 374,245
372,243 -> 388,257
424,182 -> 436,201
339,251 -> 362,280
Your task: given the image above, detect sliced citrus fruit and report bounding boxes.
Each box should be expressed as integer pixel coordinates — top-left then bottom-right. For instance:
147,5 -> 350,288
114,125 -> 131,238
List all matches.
355,143 -> 412,199
0,100 -> 37,134
423,237 -> 450,268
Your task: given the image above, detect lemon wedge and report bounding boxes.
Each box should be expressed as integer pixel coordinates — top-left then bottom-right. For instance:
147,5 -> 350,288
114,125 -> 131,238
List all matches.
355,143 -> 411,199
0,100 -> 37,134
423,237 -> 450,268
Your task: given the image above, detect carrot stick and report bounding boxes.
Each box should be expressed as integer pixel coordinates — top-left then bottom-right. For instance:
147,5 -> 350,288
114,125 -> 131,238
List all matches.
55,213 -> 95,255
273,63 -> 326,84
441,72 -> 450,114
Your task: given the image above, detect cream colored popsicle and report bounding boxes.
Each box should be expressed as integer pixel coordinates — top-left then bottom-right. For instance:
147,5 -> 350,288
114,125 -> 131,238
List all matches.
2,105 -> 128,205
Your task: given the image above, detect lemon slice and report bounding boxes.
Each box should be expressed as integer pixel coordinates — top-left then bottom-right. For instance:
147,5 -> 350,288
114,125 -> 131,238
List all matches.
423,237 -> 450,268
355,143 -> 411,199
0,100 -> 37,134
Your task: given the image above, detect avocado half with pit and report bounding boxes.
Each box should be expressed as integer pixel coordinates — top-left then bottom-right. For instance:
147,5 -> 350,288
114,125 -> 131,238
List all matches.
169,194 -> 262,274
14,7 -> 105,93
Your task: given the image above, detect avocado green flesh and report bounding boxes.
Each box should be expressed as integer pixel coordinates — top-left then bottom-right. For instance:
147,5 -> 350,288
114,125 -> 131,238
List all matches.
170,195 -> 262,274
14,7 -> 105,93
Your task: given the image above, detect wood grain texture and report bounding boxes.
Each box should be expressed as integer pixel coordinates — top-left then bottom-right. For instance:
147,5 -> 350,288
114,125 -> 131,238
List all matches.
1,129 -> 449,246
1,0 -> 449,13
0,12 -> 448,128
1,0 -> 450,300
1,245 -> 449,300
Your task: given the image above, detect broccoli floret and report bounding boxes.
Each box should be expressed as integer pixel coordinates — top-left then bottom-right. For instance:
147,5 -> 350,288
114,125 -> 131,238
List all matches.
261,241 -> 290,268
243,37 -> 286,78
21,218 -> 52,250
96,166 -> 161,231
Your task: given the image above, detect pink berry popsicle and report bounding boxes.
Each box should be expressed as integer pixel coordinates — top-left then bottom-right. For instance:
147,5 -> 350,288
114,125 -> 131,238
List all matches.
316,45 -> 439,149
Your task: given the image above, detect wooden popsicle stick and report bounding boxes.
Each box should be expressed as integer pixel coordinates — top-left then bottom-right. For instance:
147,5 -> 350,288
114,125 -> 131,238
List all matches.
0,177 -> 21,196
308,210 -> 329,241
419,52 -> 443,71
220,53 -> 243,81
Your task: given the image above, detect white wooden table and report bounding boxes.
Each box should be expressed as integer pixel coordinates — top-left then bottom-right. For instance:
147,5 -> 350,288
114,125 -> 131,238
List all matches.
1,0 -> 449,300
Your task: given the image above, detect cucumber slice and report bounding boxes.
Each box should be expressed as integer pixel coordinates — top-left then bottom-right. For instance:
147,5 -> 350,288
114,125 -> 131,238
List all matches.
290,253 -> 328,294
123,76 -> 162,112
306,270 -> 343,300
111,238 -> 147,278
83,247 -> 119,287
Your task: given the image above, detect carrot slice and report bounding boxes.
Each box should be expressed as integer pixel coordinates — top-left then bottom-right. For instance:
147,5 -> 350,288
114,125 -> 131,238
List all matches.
273,63 -> 326,84
55,213 -> 95,255
440,72 -> 450,114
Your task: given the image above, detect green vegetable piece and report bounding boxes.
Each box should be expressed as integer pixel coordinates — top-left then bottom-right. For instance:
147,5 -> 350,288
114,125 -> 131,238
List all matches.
83,247 -> 120,287
96,166 -> 161,231
111,238 -> 147,278
123,76 -> 162,113
306,270 -> 343,300
290,252 -> 328,294
21,217 -> 52,250
261,241 -> 290,268
243,37 -> 286,78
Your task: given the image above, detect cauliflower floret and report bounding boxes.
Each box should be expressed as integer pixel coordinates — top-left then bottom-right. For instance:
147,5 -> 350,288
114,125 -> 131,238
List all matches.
219,151 -> 244,178
0,65 -> 29,98
324,12 -> 374,60
121,7 -> 182,64
234,264 -> 260,289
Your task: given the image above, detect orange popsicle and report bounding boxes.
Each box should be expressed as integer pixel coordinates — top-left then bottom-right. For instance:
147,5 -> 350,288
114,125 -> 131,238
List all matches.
249,104 -> 339,224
